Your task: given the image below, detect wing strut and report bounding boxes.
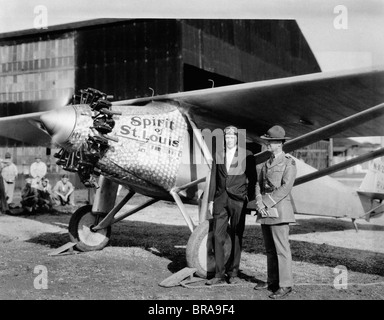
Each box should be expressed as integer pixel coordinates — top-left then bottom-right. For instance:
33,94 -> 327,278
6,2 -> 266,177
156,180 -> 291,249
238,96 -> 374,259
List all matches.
254,102 -> 384,164
169,113 -> 215,231
184,113 -> 214,223
294,147 -> 384,186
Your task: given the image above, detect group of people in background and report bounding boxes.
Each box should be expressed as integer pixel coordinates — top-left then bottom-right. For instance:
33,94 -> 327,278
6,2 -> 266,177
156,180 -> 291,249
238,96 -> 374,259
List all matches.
0,153 -> 75,214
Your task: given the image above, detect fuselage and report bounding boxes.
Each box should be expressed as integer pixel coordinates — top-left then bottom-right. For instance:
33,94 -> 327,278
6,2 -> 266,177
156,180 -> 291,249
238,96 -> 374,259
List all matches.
40,101 -> 375,219
40,101 -> 210,202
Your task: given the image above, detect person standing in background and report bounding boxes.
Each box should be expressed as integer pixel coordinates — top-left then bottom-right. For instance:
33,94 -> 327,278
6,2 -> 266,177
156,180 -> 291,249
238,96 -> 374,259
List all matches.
30,155 -> 47,188
1,152 -> 18,205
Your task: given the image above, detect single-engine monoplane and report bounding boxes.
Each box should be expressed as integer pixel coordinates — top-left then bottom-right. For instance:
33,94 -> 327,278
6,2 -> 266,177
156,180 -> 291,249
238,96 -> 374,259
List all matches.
1,66 -> 384,277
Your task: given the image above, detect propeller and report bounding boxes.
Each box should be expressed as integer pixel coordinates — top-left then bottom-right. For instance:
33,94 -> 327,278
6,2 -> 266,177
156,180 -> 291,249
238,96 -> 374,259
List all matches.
42,88 -> 119,189
39,106 -> 77,147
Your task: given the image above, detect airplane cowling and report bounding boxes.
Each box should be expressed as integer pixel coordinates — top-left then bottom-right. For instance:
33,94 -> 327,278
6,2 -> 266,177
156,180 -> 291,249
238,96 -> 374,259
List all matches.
96,102 -> 189,195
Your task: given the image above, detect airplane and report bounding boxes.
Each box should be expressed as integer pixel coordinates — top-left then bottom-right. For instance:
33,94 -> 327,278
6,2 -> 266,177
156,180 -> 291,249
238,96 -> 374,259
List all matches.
0,65 -> 384,278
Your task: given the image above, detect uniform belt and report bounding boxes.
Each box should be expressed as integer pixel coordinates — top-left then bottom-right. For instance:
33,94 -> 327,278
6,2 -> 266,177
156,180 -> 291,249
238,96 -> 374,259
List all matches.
6,181 -> 14,184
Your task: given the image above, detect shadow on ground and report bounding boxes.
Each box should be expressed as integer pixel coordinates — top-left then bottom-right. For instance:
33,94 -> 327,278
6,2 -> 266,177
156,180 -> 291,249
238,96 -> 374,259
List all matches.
24,212 -> 384,277
291,217 -> 384,234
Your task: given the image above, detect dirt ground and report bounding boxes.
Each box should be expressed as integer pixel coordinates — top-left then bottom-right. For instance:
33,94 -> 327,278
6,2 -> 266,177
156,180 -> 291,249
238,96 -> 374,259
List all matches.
1,188 -> 384,303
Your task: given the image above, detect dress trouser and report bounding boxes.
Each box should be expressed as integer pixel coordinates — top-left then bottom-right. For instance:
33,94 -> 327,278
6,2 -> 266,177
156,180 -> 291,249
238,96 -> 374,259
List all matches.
261,223 -> 293,288
213,192 -> 246,278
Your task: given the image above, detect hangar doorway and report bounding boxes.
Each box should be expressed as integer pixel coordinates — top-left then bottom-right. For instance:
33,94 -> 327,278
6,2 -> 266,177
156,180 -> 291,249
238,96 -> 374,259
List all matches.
183,64 -> 242,91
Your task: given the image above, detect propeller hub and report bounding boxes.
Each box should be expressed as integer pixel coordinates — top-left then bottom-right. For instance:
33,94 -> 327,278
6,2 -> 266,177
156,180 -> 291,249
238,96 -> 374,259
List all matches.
40,106 -> 76,147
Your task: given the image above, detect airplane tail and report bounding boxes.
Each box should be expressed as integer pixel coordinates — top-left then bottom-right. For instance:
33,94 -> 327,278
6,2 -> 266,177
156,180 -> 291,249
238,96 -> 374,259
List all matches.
357,158 -> 384,221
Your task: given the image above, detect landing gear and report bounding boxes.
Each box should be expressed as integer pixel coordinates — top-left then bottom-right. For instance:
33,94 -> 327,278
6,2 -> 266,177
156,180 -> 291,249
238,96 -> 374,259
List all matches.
351,218 -> 359,232
186,219 -> 232,278
68,205 -> 111,251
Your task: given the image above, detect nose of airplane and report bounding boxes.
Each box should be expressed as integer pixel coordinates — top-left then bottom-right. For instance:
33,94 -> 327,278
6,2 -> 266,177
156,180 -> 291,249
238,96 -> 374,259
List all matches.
40,106 -> 76,146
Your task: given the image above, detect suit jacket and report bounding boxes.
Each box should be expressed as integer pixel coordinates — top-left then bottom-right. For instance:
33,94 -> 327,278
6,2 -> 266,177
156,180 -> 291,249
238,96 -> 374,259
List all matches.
208,148 -> 255,212
255,152 -> 297,225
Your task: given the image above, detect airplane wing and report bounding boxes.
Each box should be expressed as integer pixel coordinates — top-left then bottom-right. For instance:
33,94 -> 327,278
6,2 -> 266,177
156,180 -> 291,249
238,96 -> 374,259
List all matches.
0,66 -> 383,147
0,112 -> 52,147
114,66 -> 384,142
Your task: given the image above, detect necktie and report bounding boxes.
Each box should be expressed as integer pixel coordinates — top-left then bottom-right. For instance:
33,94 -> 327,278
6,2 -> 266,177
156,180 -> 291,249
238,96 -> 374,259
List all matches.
269,154 -> 275,165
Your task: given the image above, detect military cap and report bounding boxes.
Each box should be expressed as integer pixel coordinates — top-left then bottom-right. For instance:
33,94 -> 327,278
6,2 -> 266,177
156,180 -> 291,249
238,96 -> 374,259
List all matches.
260,125 -> 291,141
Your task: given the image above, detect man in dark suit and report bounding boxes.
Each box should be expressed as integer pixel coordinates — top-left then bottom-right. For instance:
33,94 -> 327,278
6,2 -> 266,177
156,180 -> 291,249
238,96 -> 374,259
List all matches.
206,125 -> 253,285
253,125 -> 297,299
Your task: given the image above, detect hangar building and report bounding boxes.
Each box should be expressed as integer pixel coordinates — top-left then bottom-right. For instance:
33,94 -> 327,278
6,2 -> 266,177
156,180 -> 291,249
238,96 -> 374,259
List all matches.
0,18 -> 321,186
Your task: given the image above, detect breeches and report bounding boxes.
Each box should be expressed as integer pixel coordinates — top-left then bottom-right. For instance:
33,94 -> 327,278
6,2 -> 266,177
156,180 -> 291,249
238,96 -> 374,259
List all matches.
261,223 -> 293,287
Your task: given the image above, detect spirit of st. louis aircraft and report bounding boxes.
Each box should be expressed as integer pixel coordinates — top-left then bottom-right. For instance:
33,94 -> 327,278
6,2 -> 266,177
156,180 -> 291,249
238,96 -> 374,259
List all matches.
1,66 -> 384,277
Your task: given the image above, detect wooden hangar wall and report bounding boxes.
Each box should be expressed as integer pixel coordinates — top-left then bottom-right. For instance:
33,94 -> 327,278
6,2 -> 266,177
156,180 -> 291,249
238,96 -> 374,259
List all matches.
0,18 -> 323,180
181,19 -> 320,88
74,19 -> 320,100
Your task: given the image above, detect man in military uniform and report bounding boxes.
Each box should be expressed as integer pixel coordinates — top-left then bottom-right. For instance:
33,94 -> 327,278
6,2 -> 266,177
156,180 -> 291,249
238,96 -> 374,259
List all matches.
253,125 -> 297,299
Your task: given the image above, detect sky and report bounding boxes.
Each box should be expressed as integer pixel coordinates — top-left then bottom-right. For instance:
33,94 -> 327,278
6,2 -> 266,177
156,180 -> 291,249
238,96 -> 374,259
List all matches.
1,0 -> 383,143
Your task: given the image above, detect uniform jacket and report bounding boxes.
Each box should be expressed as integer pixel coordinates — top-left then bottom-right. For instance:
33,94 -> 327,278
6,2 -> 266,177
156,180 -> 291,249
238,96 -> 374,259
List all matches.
255,152 -> 297,225
208,148 -> 255,211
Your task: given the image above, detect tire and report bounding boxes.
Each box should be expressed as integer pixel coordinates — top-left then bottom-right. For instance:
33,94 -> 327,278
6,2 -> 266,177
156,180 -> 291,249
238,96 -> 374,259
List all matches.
68,205 -> 111,252
186,219 -> 232,278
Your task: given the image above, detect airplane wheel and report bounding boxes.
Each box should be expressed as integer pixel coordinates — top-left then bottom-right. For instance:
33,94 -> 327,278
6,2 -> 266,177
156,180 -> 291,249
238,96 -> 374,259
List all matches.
68,205 -> 111,252
186,219 -> 232,278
